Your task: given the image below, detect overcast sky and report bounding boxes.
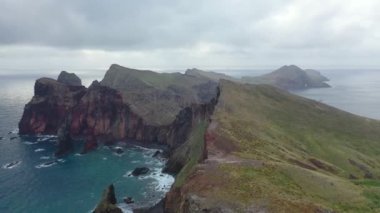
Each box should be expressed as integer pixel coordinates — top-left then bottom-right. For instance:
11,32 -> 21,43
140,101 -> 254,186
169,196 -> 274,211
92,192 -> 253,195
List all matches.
0,0 -> 379,73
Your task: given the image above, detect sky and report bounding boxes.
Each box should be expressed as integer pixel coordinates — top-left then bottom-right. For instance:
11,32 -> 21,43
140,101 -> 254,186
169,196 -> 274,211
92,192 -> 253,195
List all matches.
0,0 -> 379,73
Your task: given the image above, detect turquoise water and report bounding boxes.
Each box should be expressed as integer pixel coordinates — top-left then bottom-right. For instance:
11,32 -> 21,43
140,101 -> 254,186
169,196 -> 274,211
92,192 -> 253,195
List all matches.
0,75 -> 174,213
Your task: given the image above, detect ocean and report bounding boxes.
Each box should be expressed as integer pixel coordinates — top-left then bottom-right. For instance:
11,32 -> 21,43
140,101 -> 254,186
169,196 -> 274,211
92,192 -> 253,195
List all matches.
293,69 -> 380,120
0,69 -> 379,213
0,74 -> 174,213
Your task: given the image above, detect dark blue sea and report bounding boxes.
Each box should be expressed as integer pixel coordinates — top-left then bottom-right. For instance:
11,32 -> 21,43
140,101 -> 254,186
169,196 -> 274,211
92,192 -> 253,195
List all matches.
0,73 -> 174,213
0,69 -> 379,212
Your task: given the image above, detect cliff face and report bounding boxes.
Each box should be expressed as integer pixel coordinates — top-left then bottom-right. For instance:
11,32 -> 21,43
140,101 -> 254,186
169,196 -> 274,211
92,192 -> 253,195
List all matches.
19,66 -> 219,154
19,78 -> 86,135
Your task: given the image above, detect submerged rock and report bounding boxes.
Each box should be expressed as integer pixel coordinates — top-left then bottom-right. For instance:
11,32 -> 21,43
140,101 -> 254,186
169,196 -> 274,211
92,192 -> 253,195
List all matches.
57,71 -> 82,86
93,184 -> 122,213
152,150 -> 162,158
0,136 -> 3,140
131,167 -> 150,176
123,197 -> 134,204
114,147 -> 124,155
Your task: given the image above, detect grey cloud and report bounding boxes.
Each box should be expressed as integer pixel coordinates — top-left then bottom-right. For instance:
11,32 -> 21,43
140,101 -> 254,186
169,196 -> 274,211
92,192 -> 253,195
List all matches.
0,0 -> 379,70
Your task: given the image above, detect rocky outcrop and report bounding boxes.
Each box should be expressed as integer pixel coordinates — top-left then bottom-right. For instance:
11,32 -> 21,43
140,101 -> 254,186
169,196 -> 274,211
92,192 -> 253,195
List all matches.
19,66 -> 219,154
57,71 -> 82,86
18,78 -> 86,135
131,167 -> 150,176
93,184 -> 122,213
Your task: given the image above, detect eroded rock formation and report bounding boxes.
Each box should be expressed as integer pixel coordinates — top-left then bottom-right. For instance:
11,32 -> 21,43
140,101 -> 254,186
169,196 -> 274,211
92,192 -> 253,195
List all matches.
93,184 -> 122,213
19,65 -> 219,154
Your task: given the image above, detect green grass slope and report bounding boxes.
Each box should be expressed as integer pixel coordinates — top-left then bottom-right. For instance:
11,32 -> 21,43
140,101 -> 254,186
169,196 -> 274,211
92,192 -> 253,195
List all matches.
175,80 -> 380,212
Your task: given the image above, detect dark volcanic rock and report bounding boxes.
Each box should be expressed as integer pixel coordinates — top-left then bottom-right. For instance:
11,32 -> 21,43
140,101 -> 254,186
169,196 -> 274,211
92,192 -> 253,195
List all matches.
131,167 -> 150,176
114,147 -> 124,155
18,78 -> 86,135
57,71 -> 82,86
152,150 -> 162,158
55,117 -> 74,157
123,197 -> 134,204
19,77 -> 219,155
93,184 -> 122,213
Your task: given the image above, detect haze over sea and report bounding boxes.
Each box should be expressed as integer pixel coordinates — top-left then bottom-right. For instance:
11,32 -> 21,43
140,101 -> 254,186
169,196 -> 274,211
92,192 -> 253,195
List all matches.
0,69 -> 379,212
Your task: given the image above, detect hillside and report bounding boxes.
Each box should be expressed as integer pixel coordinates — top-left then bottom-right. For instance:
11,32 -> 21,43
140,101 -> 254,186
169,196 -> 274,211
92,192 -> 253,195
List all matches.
185,68 -> 239,82
166,80 -> 380,212
100,64 -> 218,125
242,65 -> 330,90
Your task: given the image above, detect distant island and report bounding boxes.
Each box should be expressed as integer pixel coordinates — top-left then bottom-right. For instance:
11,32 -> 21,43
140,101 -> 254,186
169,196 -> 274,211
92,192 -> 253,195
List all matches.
186,65 -> 331,91
242,65 -> 330,90
18,64 -> 380,213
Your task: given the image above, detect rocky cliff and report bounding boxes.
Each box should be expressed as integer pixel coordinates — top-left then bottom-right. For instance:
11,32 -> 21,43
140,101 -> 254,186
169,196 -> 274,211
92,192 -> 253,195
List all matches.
19,77 -> 86,135
19,65 -> 219,154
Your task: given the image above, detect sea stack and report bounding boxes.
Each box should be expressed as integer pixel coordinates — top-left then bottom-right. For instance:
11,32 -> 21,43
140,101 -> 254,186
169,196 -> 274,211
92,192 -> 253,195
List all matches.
93,184 -> 122,213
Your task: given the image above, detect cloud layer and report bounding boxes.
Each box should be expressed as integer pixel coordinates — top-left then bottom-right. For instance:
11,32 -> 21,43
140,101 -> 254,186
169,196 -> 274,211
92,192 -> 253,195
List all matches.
0,0 -> 379,71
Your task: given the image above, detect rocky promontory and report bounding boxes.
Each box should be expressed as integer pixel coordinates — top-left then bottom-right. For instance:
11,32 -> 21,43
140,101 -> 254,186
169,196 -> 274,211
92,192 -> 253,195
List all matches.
19,64 -> 219,154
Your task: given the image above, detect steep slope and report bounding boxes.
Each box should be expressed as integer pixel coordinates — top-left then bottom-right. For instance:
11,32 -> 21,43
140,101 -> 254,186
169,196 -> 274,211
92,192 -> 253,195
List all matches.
100,64 -> 218,126
242,65 -> 330,90
165,80 -> 380,212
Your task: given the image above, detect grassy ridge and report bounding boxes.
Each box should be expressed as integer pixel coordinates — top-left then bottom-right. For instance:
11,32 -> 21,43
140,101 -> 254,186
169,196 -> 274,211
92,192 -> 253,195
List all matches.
205,80 -> 380,212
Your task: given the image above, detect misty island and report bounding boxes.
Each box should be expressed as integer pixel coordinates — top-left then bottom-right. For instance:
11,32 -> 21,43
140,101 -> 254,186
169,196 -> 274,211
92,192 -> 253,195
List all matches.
18,64 -> 380,212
